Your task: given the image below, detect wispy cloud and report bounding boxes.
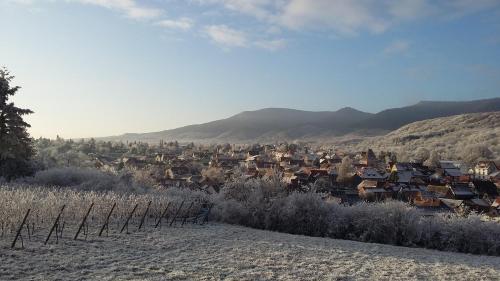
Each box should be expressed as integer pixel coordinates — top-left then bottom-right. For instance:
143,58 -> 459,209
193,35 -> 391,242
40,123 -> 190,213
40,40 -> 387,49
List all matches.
384,40 -> 410,54
204,25 -> 248,48
157,17 -> 194,31
73,0 -> 163,20
9,0 -> 500,50
196,0 -> 500,36
254,39 -> 287,51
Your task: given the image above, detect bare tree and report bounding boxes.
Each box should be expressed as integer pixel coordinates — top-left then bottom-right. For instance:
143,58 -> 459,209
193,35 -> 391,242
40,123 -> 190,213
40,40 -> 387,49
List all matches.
337,156 -> 353,183
415,147 -> 430,163
461,144 -> 493,164
424,150 -> 440,168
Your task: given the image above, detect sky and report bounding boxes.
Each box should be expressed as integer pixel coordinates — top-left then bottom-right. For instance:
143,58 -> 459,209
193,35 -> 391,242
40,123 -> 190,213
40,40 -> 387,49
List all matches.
1,0 -> 500,139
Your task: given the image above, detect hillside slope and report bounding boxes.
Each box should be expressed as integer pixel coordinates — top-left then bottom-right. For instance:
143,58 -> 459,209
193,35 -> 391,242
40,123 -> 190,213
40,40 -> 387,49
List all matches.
2,223 -> 500,280
356,98 -> 500,130
104,107 -> 376,143
350,111 -> 500,160
101,98 -> 500,143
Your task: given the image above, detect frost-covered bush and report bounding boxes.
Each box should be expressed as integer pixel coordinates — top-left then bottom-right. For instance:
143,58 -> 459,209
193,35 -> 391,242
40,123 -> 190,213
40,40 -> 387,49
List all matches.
211,197 -> 250,225
211,187 -> 500,256
269,192 -> 332,237
20,167 -> 150,193
343,201 -> 423,246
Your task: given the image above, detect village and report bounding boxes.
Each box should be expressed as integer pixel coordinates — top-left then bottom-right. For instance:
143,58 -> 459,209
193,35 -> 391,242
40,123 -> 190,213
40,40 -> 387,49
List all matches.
84,141 -> 500,217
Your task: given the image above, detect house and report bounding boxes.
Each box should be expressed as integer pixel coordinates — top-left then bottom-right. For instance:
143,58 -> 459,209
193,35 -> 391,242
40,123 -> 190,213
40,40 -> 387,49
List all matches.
426,185 -> 449,198
473,161 -> 499,180
491,198 -> 500,216
464,198 -> 491,213
165,166 -> 191,179
358,167 -> 387,182
437,161 -> 463,182
359,149 -> 378,167
389,162 -> 430,184
472,180 -> 499,200
440,198 -> 465,213
489,171 -> 500,189
413,189 -> 441,207
358,180 -> 392,201
447,182 -> 476,200
391,184 -> 421,201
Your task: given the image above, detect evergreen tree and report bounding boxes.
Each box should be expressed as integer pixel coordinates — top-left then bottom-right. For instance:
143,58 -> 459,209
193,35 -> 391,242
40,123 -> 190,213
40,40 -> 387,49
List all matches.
0,68 -> 35,179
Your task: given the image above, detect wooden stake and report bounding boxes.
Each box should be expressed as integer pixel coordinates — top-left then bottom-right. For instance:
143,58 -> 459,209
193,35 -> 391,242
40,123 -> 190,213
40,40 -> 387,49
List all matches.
45,205 -> 65,245
155,202 -> 171,229
120,203 -> 138,233
169,201 -> 185,226
74,203 -> 94,240
99,202 -> 116,237
138,201 -> 152,230
11,209 -> 30,249
201,204 -> 213,225
181,202 -> 194,226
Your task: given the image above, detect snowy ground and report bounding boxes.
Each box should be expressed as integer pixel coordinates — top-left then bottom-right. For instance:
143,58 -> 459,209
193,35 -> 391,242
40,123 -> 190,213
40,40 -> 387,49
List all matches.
1,223 -> 500,281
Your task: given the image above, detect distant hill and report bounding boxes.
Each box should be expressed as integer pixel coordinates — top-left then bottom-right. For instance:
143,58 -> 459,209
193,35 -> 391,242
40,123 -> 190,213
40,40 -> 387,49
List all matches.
355,98 -> 500,130
349,111 -> 500,161
101,98 -> 500,143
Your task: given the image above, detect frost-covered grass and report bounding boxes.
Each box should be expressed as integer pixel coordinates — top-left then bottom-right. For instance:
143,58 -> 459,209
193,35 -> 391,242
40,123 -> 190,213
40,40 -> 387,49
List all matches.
1,223 -> 500,281
212,181 -> 500,256
2,182 -> 500,257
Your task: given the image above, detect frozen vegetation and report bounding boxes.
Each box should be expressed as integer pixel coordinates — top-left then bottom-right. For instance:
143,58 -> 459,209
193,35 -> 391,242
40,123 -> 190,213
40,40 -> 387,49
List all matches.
1,222 -> 500,280
349,112 -> 500,162
1,182 -> 500,257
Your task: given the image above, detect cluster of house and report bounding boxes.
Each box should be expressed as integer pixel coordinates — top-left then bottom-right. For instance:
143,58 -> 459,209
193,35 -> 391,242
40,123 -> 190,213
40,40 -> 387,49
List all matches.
356,157 -> 500,216
93,143 -> 500,216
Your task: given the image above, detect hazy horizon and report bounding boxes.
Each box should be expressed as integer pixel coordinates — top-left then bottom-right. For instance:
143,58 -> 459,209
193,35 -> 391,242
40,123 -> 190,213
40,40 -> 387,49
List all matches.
2,0 -> 500,139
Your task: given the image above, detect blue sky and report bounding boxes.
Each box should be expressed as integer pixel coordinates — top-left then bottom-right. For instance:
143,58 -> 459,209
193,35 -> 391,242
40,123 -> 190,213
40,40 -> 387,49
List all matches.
1,0 -> 500,138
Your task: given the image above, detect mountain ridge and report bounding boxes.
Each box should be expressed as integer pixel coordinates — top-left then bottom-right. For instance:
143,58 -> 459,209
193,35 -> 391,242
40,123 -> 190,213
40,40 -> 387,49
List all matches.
100,97 -> 500,143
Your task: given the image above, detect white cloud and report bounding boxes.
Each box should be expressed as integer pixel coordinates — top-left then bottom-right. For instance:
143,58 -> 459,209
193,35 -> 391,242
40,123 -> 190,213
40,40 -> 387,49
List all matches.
254,38 -> 286,51
73,0 -> 163,20
195,0 -> 279,21
388,0 -> 435,20
204,25 -> 248,48
279,0 -> 389,34
9,0 -> 500,51
157,17 -> 194,31
444,0 -> 500,18
195,0 -> 500,36
384,40 -> 410,54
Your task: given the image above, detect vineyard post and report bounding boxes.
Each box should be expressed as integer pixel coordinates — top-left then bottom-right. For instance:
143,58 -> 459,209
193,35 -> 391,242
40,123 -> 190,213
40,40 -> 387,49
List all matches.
181,202 -> 194,226
201,204 -> 214,225
169,201 -> 185,226
74,203 -> 94,240
99,202 -> 116,237
138,201 -> 152,230
120,203 -> 138,234
11,208 -> 30,249
44,205 -> 65,245
155,202 -> 171,229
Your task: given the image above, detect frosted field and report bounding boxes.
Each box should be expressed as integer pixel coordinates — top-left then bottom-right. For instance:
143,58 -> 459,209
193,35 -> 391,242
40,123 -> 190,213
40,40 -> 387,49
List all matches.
1,223 -> 500,281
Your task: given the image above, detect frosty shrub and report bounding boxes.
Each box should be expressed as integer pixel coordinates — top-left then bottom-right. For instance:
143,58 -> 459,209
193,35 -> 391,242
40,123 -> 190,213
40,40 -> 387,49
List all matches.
268,192 -> 332,237
2,177 -> 500,256
211,187 -> 500,256
20,167 -> 150,193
